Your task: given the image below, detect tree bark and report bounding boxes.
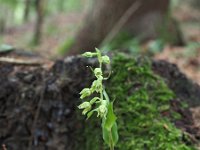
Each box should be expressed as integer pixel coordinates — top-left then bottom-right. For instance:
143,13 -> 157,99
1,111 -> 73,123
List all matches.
33,0 -> 45,45
24,0 -> 31,22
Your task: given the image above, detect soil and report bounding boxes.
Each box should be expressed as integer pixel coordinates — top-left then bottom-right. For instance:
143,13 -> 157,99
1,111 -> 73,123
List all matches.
0,52 -> 200,149
0,54 -> 96,150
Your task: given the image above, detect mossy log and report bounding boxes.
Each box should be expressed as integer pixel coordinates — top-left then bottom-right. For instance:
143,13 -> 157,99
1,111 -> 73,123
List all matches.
0,54 -> 199,149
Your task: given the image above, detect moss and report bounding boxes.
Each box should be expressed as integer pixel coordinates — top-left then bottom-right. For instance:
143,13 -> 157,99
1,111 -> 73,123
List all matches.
77,53 -> 196,150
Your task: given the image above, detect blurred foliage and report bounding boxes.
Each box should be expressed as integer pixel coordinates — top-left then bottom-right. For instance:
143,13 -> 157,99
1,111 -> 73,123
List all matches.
0,44 -> 14,53
0,0 -> 83,27
148,40 -> 165,54
184,42 -> 200,57
46,0 -> 82,14
0,0 -> 18,7
101,32 -> 165,56
58,37 -> 75,55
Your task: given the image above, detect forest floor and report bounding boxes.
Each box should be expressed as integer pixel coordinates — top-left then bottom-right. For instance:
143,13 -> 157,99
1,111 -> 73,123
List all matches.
154,4 -> 200,85
1,12 -> 84,59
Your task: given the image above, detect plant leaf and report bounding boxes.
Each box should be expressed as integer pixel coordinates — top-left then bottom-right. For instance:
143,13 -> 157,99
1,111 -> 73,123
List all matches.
102,121 -> 119,146
111,122 -> 119,145
104,102 -> 117,130
102,122 -> 110,145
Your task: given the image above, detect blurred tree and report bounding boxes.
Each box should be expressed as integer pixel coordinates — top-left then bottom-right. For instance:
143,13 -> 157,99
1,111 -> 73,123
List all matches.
33,0 -> 46,45
67,0 -> 184,55
24,0 -> 31,22
188,0 -> 200,9
0,18 -> 5,34
0,0 -> 18,33
0,5 -> 6,34
58,0 -> 65,12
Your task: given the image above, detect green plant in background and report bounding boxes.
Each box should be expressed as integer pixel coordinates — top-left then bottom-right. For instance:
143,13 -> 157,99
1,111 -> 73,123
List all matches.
58,37 -> 75,55
101,32 -> 165,56
78,48 -> 118,150
101,32 -> 142,55
184,42 -> 200,58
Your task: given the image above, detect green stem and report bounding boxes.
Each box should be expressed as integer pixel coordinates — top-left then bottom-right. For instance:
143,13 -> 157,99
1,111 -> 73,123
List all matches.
100,90 -> 103,102
109,130 -> 114,150
99,56 -> 103,101
103,90 -> 110,103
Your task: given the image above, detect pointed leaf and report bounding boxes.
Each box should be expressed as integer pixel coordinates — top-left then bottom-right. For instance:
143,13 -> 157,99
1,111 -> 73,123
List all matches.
111,122 -> 119,146
104,102 -> 117,130
102,121 -> 110,145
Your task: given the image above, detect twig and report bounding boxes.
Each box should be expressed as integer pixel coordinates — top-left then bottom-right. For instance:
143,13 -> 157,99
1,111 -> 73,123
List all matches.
0,57 -> 42,66
100,1 -> 141,47
183,131 -> 199,145
28,75 -> 45,150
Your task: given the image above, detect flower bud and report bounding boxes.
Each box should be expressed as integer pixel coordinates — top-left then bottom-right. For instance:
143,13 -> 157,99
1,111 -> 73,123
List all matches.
91,79 -> 102,93
97,100 -> 108,118
80,88 -> 91,99
102,55 -> 110,64
78,102 -> 92,115
99,105 -> 107,117
82,52 -> 97,57
94,68 -> 102,78
78,102 -> 91,109
90,97 -> 100,105
82,107 -> 91,115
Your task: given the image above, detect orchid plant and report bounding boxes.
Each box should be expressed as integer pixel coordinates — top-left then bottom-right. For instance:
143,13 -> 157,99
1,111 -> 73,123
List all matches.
78,48 -> 118,150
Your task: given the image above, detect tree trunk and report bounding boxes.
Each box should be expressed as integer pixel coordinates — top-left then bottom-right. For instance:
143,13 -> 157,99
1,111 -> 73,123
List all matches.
0,19 -> 5,34
67,0 -> 184,55
58,0 -> 65,12
0,5 -> 7,34
24,0 -> 31,22
33,0 -> 45,45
